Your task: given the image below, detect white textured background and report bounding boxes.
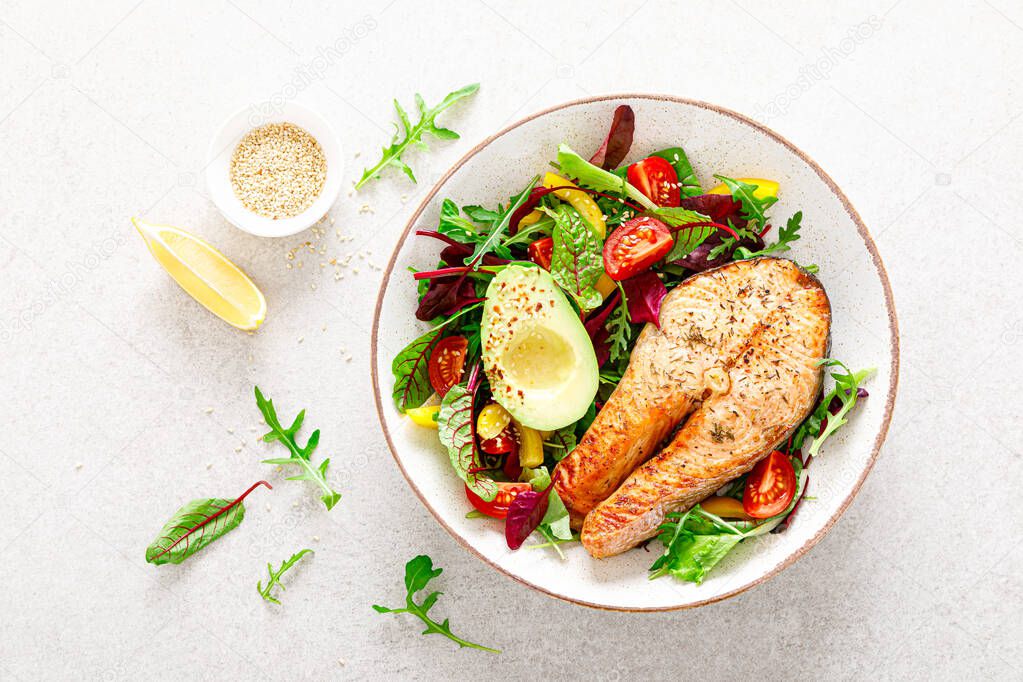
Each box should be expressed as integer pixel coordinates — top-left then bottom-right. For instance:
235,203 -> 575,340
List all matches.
1,1 -> 1020,680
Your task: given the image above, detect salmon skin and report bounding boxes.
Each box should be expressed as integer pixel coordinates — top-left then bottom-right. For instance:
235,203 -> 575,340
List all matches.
552,258 -> 831,557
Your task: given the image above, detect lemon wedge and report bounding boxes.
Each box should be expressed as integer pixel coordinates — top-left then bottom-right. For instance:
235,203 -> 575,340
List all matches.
133,217 -> 266,331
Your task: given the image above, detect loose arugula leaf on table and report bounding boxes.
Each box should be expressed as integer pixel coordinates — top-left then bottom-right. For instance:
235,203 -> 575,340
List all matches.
257,548 -> 313,605
438,380 -> 497,501
792,360 -> 873,457
255,387 -> 341,511
650,147 -> 702,197
465,178 -> 537,267
712,175 -> 778,229
547,204 -> 604,312
557,143 -> 658,212
145,480 -> 271,565
355,83 -> 479,190
373,555 -> 500,654
734,211 -> 804,260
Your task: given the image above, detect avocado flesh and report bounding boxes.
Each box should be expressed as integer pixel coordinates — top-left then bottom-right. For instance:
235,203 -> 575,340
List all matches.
481,265 -> 598,431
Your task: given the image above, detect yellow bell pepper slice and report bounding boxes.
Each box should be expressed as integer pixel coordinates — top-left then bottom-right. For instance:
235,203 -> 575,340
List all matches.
518,210 -> 542,226
406,405 -> 441,428
516,422 -> 545,468
543,173 -> 606,238
707,178 -> 779,201
699,495 -> 752,520
595,273 -> 616,299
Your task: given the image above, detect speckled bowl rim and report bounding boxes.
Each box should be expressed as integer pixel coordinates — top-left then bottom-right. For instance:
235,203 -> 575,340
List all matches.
370,93 -> 900,612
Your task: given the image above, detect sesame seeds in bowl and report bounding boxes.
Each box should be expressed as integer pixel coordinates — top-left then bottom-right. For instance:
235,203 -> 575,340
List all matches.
206,102 -> 344,238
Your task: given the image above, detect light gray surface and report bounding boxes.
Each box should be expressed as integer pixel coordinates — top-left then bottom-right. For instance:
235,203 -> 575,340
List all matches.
0,1 -> 1020,680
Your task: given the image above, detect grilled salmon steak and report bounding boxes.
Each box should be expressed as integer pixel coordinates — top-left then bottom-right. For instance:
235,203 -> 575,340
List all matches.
552,257 -> 830,558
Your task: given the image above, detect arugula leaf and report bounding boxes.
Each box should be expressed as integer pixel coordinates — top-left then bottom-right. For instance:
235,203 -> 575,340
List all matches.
462,205 -> 501,225
557,144 -> 658,211
438,382 -> 498,501
438,200 -> 514,259
465,178 -> 537,267
793,360 -> 873,457
712,175 -> 778,229
255,387 -> 341,511
734,211 -> 803,260
547,204 -> 604,312
373,555 -> 500,654
145,480 -> 271,565
650,147 -> 702,197
257,548 -> 313,605
355,83 -> 479,189
606,298 -> 632,363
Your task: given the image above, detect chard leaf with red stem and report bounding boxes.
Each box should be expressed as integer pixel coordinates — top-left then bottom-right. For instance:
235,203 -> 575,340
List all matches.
437,364 -> 497,501
589,104 -> 635,170
255,387 -> 341,511
145,480 -> 271,565
548,204 -> 604,312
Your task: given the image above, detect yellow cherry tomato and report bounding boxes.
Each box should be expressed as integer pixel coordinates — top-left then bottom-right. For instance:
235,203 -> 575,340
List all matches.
707,178 -> 779,201
516,422 -> 545,469
699,495 -> 752,520
477,403 -> 512,440
406,405 -> 441,428
543,173 -> 606,238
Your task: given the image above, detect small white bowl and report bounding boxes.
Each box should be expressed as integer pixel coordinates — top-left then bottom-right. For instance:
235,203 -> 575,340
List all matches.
205,102 -> 344,238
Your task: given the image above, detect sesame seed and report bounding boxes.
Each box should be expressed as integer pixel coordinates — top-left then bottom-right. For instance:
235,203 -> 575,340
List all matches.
230,122 -> 326,219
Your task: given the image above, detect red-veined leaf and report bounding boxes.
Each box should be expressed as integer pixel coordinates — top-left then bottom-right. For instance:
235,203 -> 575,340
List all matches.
145,480 -> 271,565
437,369 -> 497,502
392,327 -> 443,412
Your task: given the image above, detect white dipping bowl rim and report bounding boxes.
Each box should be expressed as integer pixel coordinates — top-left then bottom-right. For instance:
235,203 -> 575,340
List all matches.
205,101 -> 344,238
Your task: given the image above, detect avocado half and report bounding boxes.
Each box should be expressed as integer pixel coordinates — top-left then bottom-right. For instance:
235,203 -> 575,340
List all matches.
480,265 -> 599,431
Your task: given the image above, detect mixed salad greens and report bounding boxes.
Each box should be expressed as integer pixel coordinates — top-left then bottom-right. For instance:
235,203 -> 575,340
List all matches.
392,105 -> 871,584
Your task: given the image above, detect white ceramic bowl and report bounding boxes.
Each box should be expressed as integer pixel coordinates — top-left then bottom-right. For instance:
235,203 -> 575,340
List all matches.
205,102 -> 344,238
372,95 -> 899,611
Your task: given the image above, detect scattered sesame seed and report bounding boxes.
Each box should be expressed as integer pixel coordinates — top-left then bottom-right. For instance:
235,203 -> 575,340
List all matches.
313,535 -> 320,542
75,462 -> 83,470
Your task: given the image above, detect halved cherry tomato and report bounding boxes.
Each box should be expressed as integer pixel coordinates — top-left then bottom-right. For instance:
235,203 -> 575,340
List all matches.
627,156 -> 680,207
528,237 -> 554,270
743,451 -> 797,519
603,216 -> 674,281
428,336 -> 468,397
465,481 -> 531,519
480,431 -> 516,455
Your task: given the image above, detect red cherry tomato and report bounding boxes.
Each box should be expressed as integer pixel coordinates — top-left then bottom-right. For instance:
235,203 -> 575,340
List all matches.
528,237 -> 554,270
602,216 -> 674,281
743,451 -> 797,519
428,336 -> 468,397
465,481 -> 532,519
480,431 -> 516,455
627,156 -> 680,207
